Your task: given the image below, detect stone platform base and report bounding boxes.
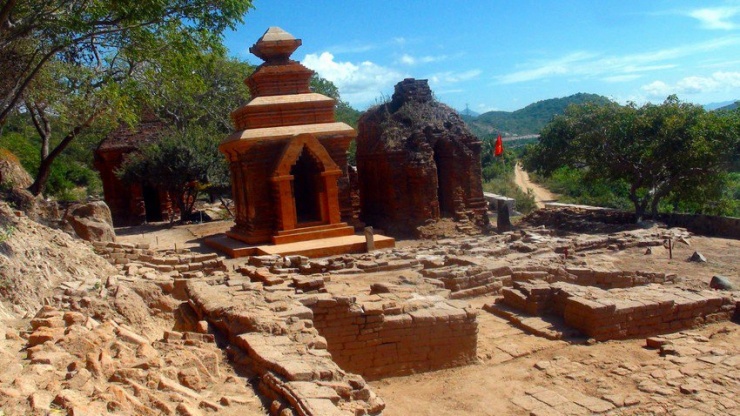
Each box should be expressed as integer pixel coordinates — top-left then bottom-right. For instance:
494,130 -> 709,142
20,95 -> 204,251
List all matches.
205,233 -> 395,259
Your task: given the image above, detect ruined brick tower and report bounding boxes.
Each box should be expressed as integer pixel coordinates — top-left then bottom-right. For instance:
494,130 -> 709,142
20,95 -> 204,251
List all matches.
356,78 -> 488,235
219,27 -> 357,245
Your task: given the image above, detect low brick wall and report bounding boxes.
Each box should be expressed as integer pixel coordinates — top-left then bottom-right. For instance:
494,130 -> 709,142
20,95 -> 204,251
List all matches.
500,281 -> 737,341
92,242 -> 225,276
511,265 -> 676,289
420,261 -> 512,299
186,281 -> 385,416
660,212 -> 740,240
302,294 -> 478,380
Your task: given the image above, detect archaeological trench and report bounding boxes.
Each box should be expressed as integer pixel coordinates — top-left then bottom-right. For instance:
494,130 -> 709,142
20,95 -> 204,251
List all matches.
1,27 -> 739,416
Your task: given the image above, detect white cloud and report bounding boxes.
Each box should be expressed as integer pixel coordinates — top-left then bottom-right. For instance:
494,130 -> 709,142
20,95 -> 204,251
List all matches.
302,52 -> 406,107
398,53 -> 449,66
428,69 -> 482,85
687,7 -> 740,30
496,37 -> 740,84
323,42 -> 377,55
476,103 -> 500,113
641,71 -> 740,98
393,37 -> 407,46
498,52 -> 597,84
400,54 -> 416,65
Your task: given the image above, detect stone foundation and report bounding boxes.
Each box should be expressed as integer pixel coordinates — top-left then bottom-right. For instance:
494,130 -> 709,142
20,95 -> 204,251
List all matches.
511,265 -> 677,289
92,241 -> 226,276
497,281 -> 737,341
185,280 -> 385,416
420,261 -> 512,299
302,294 -> 478,380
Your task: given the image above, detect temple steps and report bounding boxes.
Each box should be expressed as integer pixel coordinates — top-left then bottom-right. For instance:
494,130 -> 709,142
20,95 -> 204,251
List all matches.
272,223 -> 355,245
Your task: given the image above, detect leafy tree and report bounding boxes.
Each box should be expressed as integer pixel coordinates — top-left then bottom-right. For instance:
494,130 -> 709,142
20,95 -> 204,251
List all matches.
116,127 -> 224,224
0,0 -> 253,122
138,44 -> 254,133
113,47 -> 255,217
309,74 -> 361,128
308,74 -> 361,164
525,96 -> 740,219
1,0 -> 253,196
22,59 -> 134,195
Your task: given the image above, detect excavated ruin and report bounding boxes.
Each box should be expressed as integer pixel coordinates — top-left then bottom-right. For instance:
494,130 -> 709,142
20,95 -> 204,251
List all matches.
356,78 -> 488,236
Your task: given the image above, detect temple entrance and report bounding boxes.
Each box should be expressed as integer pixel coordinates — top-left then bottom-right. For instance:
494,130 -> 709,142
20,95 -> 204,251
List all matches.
142,185 -> 163,222
291,147 -> 322,224
434,144 -> 455,217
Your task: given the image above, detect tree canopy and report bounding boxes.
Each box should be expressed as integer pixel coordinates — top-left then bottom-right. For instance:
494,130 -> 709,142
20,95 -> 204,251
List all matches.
0,0 -> 253,121
0,0 -> 253,195
524,96 -> 740,219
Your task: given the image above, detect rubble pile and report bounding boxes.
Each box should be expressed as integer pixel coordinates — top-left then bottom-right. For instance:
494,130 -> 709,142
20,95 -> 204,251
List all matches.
0,306 -> 261,415
185,280 -> 386,416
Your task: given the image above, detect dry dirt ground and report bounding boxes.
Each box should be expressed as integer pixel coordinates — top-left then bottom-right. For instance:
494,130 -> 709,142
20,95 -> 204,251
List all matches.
1,202 -> 739,416
114,215 -> 739,416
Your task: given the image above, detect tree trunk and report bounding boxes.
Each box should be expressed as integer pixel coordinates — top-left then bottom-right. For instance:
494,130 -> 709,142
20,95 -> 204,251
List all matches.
628,191 -> 645,223
27,112 -> 99,196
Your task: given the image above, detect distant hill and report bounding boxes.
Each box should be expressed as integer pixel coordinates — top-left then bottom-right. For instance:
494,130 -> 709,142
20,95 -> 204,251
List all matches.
715,101 -> 739,111
459,106 -> 480,117
704,100 -> 739,111
464,93 -> 612,138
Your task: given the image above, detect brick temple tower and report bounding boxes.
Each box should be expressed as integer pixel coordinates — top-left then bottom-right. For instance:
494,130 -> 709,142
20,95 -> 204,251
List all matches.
219,27 -> 358,246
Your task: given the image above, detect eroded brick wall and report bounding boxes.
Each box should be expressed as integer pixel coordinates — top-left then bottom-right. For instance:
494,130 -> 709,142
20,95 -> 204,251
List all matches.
500,281 -> 738,341
302,294 -> 478,380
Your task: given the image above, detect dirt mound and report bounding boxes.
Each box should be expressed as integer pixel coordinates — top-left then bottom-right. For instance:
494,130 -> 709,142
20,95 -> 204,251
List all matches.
0,149 -> 32,189
0,201 -> 116,317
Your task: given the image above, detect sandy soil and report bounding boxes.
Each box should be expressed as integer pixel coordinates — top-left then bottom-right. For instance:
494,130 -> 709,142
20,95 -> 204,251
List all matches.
514,163 -> 558,208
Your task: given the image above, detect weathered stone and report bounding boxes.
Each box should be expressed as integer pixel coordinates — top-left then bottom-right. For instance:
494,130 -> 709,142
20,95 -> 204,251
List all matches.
709,275 -> 733,291
688,251 -> 706,262
356,78 -> 488,235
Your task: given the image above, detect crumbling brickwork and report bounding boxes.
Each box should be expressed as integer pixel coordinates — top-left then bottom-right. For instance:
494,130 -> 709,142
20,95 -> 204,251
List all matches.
499,281 -> 737,341
303,294 -> 478,380
356,78 -> 488,235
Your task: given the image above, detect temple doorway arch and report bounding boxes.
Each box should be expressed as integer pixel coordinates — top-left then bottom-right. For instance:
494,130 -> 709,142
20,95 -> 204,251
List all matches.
434,141 -> 455,217
271,133 -> 343,231
291,146 -> 323,224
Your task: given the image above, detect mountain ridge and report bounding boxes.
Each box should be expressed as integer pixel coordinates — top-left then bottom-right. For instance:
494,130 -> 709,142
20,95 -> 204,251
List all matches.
462,93 -> 612,138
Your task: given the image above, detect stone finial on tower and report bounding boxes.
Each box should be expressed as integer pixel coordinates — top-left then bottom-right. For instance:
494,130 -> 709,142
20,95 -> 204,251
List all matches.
249,27 -> 302,63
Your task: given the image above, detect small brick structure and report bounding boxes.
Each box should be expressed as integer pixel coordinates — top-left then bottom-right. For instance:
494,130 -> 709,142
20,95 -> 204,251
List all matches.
302,294 -> 478,380
510,265 -> 677,289
219,27 -> 358,246
94,113 -> 175,226
497,281 -> 738,341
356,78 -> 488,235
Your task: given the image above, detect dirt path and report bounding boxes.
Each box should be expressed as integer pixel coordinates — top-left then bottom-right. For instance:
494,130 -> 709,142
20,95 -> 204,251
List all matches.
514,162 -> 558,208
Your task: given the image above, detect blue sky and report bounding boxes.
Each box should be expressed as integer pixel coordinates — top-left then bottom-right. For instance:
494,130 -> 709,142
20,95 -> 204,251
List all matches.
223,0 -> 740,112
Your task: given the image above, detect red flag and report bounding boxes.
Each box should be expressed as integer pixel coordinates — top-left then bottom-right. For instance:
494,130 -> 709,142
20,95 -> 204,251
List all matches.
494,135 -> 503,157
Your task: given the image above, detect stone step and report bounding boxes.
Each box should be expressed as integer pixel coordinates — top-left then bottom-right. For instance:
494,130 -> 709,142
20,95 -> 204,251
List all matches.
272,224 -> 355,245
484,301 -> 578,341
